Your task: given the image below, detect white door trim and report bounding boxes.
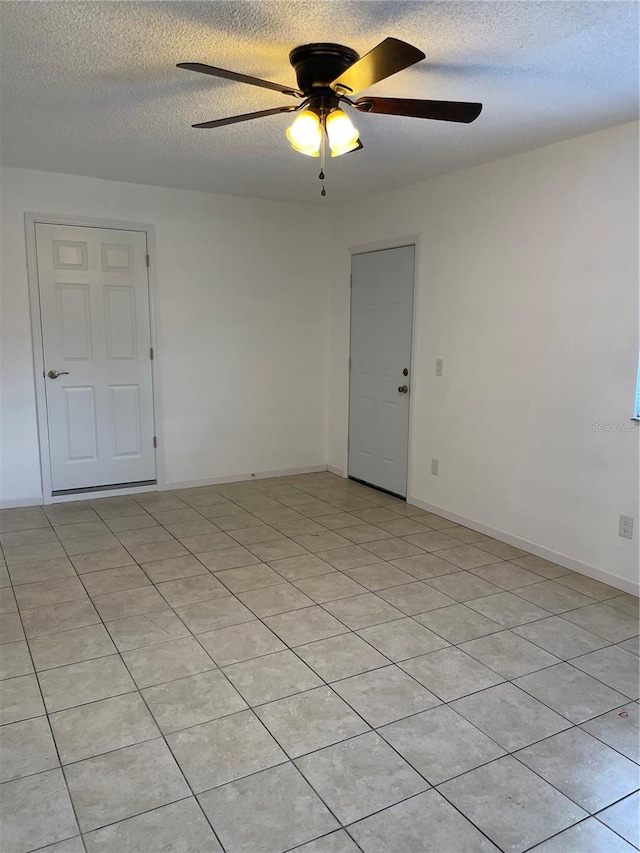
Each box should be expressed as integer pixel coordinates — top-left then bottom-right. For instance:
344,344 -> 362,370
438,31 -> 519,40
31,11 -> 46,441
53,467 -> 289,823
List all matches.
346,235 -> 421,500
25,212 -> 164,504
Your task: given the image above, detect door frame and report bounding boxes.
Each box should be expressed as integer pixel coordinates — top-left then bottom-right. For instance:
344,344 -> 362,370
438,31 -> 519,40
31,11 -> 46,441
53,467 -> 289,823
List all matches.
25,212 -> 164,504
346,235 -> 421,500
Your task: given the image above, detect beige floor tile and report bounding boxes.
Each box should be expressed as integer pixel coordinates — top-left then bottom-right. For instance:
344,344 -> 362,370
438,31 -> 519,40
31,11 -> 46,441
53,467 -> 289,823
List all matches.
581,702 -> 639,762
377,581 -> 455,615
513,615 -> 609,658
358,617 -> 449,662
0,640 -> 33,680
264,606 -> 348,647
515,663 -> 630,723
22,599 -> 100,639
459,630 -> 561,678
91,586 -> 166,620
198,620 -> 285,666
570,645 -> 640,698
50,692 -> 159,763
380,704 -> 505,784
470,561 -> 543,590
224,649 -> 322,705
531,818 -> 637,852
81,565 -> 150,596
414,603 -> 503,643
0,673 -> 45,724
0,716 -> 59,782
214,563 -> 284,593
344,562 -> 414,590
38,655 -> 135,712
106,610 -> 190,651
349,790 -> 500,853
198,762 -> 338,852
0,587 -> 17,614
597,792 -> 639,847
323,593 -> 404,629
167,709 -> 286,791
451,682 -> 571,751
296,633 -> 389,682
439,756 -> 586,853
516,727 -> 639,812
268,553 -> 335,581
83,798 -> 222,853
71,548 -> 134,574
175,596 -> 254,633
29,623 -> 116,671
466,591 -> 552,627
14,577 -> 88,612
122,636 -> 216,688
238,583 -> 313,618
65,738 -> 189,832
561,602 -> 640,642
125,539 -> 189,563
140,554 -> 208,582
0,611 -> 25,644
0,768 -> 79,852
142,669 -> 246,733
256,685 -> 369,758
400,647 -> 504,702
294,572 -> 367,603
332,665 -> 440,727
295,731 -> 427,825
510,555 -> 573,579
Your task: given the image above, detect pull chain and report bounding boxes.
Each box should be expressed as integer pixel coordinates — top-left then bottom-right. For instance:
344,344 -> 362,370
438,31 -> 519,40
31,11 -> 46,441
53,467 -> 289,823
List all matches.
319,107 -> 327,197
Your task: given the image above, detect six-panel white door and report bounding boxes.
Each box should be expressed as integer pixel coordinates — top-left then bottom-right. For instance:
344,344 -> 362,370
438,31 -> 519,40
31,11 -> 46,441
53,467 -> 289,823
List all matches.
36,223 -> 156,492
348,245 -> 415,498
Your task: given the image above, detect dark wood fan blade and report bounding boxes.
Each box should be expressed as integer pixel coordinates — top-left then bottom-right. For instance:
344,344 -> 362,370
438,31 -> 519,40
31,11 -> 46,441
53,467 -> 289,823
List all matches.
355,97 -> 482,123
192,106 -> 299,129
177,62 -> 302,97
330,38 -> 425,95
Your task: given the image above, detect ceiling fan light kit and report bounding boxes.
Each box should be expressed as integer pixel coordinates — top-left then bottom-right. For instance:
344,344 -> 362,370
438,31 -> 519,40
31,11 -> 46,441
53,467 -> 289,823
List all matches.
177,37 -> 483,196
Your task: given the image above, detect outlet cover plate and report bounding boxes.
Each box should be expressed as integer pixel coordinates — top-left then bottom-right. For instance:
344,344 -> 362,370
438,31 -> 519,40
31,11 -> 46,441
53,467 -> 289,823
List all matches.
619,515 -> 634,540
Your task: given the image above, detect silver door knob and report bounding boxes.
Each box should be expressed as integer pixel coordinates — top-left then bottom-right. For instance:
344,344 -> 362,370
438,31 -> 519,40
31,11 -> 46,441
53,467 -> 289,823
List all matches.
47,370 -> 69,379
398,385 -> 409,394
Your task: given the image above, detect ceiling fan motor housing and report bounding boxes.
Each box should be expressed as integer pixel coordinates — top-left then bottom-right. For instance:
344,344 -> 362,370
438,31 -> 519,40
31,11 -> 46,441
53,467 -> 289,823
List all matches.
289,43 -> 360,94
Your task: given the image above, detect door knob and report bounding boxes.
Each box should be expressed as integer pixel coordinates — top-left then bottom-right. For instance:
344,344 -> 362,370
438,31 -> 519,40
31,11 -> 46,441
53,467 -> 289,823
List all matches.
47,370 -> 69,379
398,385 -> 409,394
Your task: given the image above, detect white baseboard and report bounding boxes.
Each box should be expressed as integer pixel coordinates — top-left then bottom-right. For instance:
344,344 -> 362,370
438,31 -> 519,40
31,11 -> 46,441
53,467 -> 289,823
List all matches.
0,495 -> 44,509
162,464 -> 328,491
327,465 -> 347,478
407,494 -> 639,597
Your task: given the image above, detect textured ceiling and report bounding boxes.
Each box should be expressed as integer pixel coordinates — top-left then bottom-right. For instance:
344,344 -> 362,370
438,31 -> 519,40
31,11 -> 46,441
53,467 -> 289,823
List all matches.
0,1 -> 638,205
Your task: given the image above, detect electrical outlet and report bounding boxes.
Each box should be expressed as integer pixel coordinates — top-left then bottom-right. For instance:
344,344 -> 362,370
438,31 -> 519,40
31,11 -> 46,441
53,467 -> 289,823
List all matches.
431,458 -> 439,476
435,358 -> 443,376
618,515 -> 634,540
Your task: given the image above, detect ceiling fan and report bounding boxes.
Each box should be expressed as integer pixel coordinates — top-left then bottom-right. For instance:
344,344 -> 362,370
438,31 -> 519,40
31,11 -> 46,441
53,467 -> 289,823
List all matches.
178,38 -> 482,195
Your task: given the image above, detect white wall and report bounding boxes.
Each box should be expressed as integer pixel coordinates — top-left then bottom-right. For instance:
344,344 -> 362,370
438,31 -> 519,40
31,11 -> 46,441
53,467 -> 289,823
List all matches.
0,168 -> 331,502
328,122 -> 639,591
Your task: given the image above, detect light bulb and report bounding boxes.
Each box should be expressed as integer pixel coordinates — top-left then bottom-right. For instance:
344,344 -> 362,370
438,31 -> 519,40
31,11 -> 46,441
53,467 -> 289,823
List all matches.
286,110 -> 321,157
326,109 -> 359,157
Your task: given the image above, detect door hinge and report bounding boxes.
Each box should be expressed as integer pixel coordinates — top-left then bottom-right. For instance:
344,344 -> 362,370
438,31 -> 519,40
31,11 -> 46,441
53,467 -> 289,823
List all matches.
153,436 -> 157,448
347,436 -> 350,450
350,274 -> 353,288
150,347 -> 154,360
145,254 -> 150,268
348,357 -> 351,371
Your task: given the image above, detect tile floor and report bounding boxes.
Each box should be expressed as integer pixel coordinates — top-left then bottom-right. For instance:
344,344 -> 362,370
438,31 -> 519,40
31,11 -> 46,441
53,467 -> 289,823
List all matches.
0,471 -> 638,853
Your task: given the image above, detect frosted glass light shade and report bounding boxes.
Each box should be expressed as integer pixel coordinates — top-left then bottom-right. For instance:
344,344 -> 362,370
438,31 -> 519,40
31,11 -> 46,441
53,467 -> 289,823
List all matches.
286,110 -> 322,157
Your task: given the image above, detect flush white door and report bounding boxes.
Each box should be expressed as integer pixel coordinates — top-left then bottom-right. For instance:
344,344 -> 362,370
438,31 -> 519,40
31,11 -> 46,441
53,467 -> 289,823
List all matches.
35,223 -> 156,492
348,245 -> 415,498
